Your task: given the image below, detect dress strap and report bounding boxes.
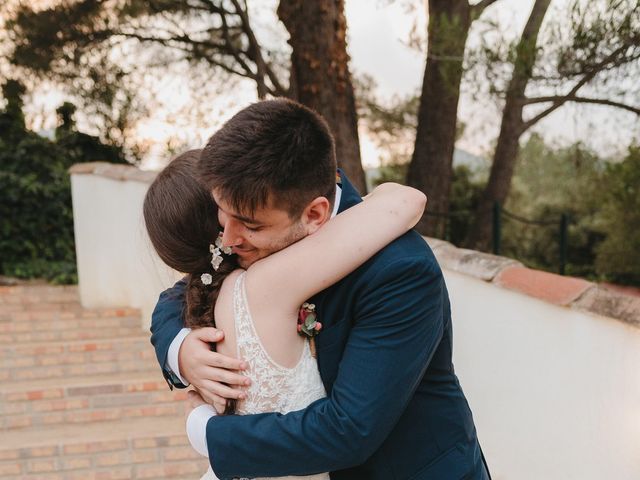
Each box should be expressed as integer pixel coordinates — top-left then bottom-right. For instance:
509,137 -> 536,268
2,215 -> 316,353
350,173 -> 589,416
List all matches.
232,271 -> 252,346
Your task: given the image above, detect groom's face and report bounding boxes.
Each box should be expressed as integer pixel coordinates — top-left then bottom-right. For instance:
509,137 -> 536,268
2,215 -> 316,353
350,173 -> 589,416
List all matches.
214,190 -> 307,268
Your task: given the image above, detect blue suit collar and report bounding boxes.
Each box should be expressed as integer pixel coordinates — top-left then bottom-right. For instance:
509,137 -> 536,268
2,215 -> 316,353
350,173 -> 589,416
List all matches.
336,169 -> 362,214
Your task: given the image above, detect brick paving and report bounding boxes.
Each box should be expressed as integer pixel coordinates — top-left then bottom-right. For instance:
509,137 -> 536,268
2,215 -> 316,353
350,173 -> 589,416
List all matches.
0,285 -> 208,479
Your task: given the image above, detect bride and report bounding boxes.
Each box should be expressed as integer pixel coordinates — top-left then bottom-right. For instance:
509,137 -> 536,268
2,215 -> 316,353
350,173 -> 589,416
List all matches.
143,150 -> 426,479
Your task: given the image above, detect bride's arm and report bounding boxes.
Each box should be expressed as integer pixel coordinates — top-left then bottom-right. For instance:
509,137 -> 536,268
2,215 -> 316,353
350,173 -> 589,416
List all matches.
246,183 -> 426,312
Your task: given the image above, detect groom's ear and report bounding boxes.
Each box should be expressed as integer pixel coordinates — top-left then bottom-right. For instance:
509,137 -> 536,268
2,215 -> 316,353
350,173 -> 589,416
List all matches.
300,196 -> 331,234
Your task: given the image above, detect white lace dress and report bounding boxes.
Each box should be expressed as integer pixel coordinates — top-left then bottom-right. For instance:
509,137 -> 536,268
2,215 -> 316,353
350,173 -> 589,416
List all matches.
201,272 -> 328,480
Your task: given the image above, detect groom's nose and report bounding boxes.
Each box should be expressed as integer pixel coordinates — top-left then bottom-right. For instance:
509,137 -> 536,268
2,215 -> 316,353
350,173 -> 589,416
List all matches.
221,218 -> 244,247
218,210 -> 241,246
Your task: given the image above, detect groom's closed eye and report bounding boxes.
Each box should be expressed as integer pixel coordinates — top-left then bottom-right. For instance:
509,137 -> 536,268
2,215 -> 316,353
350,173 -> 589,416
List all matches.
229,212 -> 264,231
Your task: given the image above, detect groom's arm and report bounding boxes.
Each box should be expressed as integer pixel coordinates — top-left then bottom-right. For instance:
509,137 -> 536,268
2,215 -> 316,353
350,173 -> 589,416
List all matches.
150,279 -> 190,389
150,279 -> 249,404
206,254 -> 444,479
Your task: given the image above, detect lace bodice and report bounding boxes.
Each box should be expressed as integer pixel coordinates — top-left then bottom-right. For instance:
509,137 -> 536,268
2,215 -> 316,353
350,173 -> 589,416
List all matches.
230,272 -> 328,480
234,272 -> 326,415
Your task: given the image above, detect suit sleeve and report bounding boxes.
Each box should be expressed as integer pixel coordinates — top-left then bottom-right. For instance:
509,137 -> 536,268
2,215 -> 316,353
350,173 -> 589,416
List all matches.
149,278 -> 188,388
207,256 -> 446,479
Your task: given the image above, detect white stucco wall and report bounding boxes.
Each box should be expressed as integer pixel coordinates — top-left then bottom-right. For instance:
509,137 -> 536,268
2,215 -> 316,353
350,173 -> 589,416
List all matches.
70,173 -> 181,326
446,270 -> 640,480
69,167 -> 639,479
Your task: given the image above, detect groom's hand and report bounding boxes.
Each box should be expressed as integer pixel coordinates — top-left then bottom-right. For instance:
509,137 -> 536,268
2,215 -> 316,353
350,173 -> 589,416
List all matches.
178,327 -> 250,407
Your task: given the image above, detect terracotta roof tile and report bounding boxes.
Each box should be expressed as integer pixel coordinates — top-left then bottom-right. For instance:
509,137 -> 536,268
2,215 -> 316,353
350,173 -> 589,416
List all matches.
494,266 -> 594,306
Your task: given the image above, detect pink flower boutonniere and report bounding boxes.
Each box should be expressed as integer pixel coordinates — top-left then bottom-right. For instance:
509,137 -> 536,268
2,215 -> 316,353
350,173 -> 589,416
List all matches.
298,302 -> 322,357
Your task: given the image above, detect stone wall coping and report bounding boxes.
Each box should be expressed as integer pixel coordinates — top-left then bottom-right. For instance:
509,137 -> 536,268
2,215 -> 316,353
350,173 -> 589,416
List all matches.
426,237 -> 639,329
69,162 -> 158,184
66,163 -> 639,328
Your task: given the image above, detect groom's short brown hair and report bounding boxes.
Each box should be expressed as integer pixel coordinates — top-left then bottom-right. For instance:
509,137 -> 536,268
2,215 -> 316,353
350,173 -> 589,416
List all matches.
199,98 -> 337,218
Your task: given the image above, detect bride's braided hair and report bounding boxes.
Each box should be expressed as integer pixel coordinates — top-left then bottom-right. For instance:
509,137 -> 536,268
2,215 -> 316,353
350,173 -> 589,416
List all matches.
143,150 -> 238,414
183,260 -> 235,329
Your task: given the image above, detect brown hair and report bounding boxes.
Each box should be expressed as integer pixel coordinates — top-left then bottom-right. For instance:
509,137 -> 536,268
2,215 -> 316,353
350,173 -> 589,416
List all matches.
199,98 -> 337,219
143,150 -> 238,414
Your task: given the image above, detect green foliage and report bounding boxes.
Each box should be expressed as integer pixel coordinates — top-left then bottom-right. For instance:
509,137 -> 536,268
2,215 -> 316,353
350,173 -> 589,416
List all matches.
594,146 -> 640,284
54,102 -> 128,166
502,134 -> 606,278
0,79 -> 26,142
0,81 -> 126,284
369,133 -> 639,286
0,131 -> 77,284
447,165 -> 485,246
499,134 -> 640,287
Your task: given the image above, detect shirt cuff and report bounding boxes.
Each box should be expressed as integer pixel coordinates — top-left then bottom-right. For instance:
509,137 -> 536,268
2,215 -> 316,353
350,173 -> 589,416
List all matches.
166,327 -> 191,386
186,403 -> 217,458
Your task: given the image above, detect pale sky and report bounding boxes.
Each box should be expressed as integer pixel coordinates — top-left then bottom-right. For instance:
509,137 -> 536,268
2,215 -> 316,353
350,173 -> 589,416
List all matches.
19,0 -> 640,169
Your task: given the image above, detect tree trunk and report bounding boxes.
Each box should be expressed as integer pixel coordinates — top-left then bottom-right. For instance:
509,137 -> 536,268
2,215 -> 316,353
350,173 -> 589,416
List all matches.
407,0 -> 472,237
465,0 -> 552,251
278,0 -> 366,193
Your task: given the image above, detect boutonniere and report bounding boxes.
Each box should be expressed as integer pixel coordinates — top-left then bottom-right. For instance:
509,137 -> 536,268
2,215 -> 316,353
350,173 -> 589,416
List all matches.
297,302 -> 322,357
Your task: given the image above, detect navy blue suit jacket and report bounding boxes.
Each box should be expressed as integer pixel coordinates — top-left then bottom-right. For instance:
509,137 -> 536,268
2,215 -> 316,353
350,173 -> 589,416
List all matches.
151,173 -> 488,480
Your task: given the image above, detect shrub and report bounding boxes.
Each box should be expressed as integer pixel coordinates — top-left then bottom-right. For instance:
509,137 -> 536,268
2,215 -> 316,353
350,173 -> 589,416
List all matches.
594,146 -> 640,285
0,83 -> 126,284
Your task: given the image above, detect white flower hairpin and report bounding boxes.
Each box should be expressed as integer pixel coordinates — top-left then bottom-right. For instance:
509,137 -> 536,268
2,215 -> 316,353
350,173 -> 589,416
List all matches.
201,233 -> 233,283
209,243 -> 224,271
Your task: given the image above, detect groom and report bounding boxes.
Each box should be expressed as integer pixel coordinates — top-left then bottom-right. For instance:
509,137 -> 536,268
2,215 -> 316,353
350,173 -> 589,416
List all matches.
150,99 -> 489,479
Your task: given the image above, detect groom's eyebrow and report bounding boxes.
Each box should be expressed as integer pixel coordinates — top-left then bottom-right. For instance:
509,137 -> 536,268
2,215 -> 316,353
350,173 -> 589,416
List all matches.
217,203 -> 260,225
230,211 -> 263,226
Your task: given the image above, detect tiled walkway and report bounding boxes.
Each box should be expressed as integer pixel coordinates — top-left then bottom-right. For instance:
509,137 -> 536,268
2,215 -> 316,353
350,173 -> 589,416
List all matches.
0,285 -> 208,479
